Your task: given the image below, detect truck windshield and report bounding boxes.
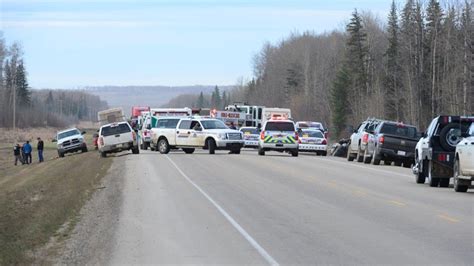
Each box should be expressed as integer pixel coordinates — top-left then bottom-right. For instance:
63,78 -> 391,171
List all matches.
300,130 -> 324,138
266,122 -> 295,132
101,123 -> 131,137
58,129 -> 80,140
380,124 -> 417,138
201,120 -> 228,129
241,128 -> 259,134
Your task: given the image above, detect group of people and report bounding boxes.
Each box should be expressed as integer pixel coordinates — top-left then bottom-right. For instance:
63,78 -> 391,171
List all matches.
13,138 -> 44,165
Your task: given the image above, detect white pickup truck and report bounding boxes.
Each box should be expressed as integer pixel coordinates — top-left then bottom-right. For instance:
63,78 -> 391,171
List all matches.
98,121 -> 139,157
152,118 -> 244,154
453,124 -> 474,192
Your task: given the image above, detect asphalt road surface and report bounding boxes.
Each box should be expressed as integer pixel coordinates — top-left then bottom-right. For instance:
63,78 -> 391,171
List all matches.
71,149 -> 474,265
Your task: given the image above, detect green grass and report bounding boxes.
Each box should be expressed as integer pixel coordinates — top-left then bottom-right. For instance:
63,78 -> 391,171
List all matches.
0,129 -> 111,264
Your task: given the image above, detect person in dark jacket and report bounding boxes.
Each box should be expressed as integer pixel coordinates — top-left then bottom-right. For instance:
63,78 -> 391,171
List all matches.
14,144 -> 23,165
37,137 -> 44,162
23,141 -> 32,164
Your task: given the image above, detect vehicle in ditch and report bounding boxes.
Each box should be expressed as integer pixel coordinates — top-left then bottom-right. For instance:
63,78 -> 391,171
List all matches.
98,121 -> 139,157
53,128 -> 88,157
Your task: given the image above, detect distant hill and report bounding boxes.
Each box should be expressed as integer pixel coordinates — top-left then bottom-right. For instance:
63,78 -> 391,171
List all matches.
85,85 -> 233,116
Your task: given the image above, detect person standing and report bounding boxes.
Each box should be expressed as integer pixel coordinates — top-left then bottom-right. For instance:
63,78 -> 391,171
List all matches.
23,140 -> 32,164
14,144 -> 22,166
37,137 -> 44,163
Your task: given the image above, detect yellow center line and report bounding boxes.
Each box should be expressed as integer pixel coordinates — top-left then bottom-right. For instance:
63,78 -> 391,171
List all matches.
437,214 -> 459,223
388,200 -> 406,206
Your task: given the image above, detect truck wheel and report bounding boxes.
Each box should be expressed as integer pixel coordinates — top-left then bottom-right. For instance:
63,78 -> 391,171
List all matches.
371,149 -> 380,165
363,148 -> 371,164
158,139 -> 170,154
453,159 -> 468,192
258,147 -> 265,156
402,161 -> 411,168
101,152 -> 107,158
415,159 -> 427,184
132,146 -> 140,154
384,160 -> 392,165
394,161 -> 402,167
183,148 -> 195,154
58,151 -> 65,158
439,123 -> 469,152
207,138 -> 216,154
321,151 -> 327,156
291,150 -> 299,157
82,147 -> 88,153
231,148 -> 241,154
347,149 -> 355,161
439,178 -> 450,188
356,147 -> 364,162
428,161 -> 440,187
144,142 -> 149,150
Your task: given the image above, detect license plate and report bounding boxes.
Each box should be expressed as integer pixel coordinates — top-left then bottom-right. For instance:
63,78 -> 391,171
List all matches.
276,143 -> 283,147
397,150 -> 406,156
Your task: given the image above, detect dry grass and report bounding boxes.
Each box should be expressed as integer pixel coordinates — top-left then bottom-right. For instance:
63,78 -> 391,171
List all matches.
0,128 -> 111,264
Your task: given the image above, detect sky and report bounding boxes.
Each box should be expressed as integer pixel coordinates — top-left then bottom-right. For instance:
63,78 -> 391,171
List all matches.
1,0 -> 391,89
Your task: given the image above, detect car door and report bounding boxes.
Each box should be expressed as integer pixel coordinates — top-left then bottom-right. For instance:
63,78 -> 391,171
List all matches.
176,120 -> 192,146
350,123 -> 364,151
459,124 -> 474,175
188,120 -> 205,146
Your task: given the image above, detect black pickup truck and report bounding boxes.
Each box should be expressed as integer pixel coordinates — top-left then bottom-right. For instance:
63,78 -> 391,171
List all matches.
365,121 -> 419,167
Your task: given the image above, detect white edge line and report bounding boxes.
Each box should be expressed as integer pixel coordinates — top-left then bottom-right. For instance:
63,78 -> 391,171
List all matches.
320,157 -> 413,178
165,155 -> 279,266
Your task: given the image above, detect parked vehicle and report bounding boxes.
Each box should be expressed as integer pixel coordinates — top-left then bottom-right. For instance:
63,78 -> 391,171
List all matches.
297,129 -> 327,156
98,121 -> 139,157
261,108 -> 292,127
365,121 -> 418,167
150,117 -> 181,151
295,121 -> 328,139
453,124 -> 474,192
331,138 -> 350,157
240,127 -> 260,148
154,118 -> 244,154
258,119 -> 299,157
139,113 -> 153,150
413,116 -> 474,187
347,118 -> 381,162
98,108 -> 125,126
53,128 -> 88,157
225,103 -> 263,127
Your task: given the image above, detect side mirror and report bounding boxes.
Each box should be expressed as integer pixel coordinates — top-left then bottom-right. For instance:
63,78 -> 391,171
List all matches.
52,139 -> 57,142
147,125 -> 152,130
353,129 -> 358,133
81,131 -> 86,135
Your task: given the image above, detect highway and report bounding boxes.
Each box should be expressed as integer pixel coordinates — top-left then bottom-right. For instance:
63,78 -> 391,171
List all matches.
66,149 -> 473,265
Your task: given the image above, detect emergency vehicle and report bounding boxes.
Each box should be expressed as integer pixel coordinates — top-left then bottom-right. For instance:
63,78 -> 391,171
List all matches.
258,118 -> 299,157
225,104 -> 263,127
297,128 -> 328,156
240,127 -> 260,148
210,109 -> 247,128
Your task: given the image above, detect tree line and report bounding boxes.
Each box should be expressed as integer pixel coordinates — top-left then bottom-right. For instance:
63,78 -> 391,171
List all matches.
162,86 -> 232,110
0,35 -> 108,128
164,0 -> 473,139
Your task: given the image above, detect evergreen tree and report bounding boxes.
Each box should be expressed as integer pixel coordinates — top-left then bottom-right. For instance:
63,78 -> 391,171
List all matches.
222,91 -> 228,109
212,85 -> 221,108
345,9 -> 369,119
197,91 -> 205,108
45,90 -> 54,112
330,66 -> 350,139
15,60 -> 30,107
384,0 -> 402,121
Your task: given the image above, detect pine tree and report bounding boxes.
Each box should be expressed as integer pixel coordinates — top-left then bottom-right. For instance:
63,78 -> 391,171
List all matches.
384,0 -> 402,121
222,91 -> 228,109
197,91 -> 205,108
345,9 -> 369,120
212,85 -> 221,108
15,60 -> 30,107
45,90 -> 54,112
330,66 -> 350,139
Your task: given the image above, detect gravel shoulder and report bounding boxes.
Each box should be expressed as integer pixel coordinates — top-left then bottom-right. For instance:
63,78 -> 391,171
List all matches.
55,154 -> 125,264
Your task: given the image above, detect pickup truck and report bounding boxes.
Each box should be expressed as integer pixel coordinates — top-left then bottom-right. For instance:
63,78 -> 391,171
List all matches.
53,128 -> 88,157
150,117 -> 181,151
153,118 -> 244,154
453,125 -> 474,192
365,121 -> 419,167
347,118 -> 381,162
413,116 -> 474,187
98,121 -> 139,157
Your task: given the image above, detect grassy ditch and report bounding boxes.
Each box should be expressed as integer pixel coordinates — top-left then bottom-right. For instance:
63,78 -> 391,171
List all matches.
0,129 -> 112,264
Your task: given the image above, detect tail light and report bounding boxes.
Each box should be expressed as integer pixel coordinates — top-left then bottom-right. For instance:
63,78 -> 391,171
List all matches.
362,132 -> 369,144
260,131 -> 265,140
437,153 -> 450,162
99,137 -> 104,146
379,135 -> 384,144
321,139 -> 327,145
